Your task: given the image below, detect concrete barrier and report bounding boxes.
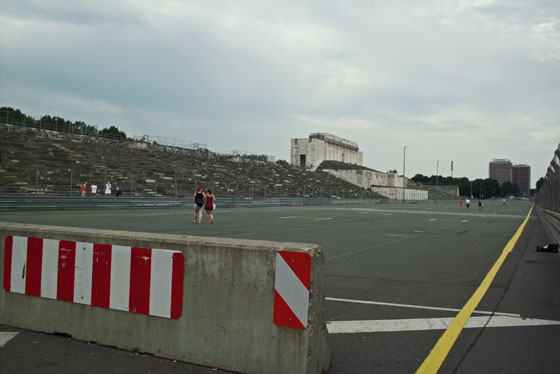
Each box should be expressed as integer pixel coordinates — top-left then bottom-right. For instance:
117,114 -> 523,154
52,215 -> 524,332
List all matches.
0,222 -> 331,373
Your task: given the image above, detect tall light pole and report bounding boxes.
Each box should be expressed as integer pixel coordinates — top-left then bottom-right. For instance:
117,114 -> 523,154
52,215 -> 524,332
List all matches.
436,160 -> 440,200
403,146 -> 407,202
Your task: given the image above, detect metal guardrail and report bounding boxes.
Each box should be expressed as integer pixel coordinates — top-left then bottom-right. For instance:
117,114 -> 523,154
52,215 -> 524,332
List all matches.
534,143 -> 559,245
0,196 -> 444,211
537,207 -> 560,245
535,143 -> 559,213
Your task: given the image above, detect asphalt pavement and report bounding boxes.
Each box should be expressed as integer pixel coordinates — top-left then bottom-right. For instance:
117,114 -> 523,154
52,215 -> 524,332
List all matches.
2,199 -> 559,373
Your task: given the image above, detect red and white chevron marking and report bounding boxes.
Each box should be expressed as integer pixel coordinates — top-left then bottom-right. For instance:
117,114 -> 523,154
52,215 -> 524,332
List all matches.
273,251 -> 311,329
3,235 -> 184,319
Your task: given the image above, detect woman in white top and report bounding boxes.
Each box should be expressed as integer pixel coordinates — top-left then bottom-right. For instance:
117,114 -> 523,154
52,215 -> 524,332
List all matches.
105,181 -> 112,197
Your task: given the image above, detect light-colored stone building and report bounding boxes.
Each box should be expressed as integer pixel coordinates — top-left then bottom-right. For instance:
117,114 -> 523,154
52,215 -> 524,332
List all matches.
291,133 -> 363,171
291,133 -> 429,200
317,161 -> 428,200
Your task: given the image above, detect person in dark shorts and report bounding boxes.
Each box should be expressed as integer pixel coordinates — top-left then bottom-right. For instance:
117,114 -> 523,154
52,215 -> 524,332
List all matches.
193,186 -> 204,224
204,188 -> 216,224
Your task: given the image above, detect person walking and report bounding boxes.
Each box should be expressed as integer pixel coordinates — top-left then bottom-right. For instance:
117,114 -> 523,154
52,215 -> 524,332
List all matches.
91,183 -> 98,196
81,182 -> 87,197
193,186 -> 205,224
465,198 -> 470,210
105,181 -> 112,197
204,188 -> 216,224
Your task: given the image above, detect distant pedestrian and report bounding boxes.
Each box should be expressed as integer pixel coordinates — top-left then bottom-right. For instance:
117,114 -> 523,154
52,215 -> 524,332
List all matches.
465,198 -> 470,210
116,185 -> 122,197
502,198 -> 506,206
105,181 -> 112,197
91,183 -> 98,196
81,182 -> 87,197
204,188 -> 216,224
193,186 -> 204,223
478,199 -> 483,211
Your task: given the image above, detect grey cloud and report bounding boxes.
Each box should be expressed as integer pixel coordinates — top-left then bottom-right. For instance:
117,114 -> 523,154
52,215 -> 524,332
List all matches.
1,0 -> 559,179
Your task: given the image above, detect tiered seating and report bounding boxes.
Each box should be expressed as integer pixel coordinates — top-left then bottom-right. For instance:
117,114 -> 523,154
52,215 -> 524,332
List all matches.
0,124 -> 386,199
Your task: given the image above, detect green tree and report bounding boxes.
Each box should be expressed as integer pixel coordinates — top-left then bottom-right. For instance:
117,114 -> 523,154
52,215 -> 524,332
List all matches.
501,182 -> 521,197
1,107 -> 35,125
244,154 -> 269,162
471,178 -> 499,198
500,181 -> 514,197
412,174 -> 429,183
485,178 -> 500,198
457,177 -> 471,197
99,125 -> 126,140
536,177 -> 545,191
512,183 -> 520,196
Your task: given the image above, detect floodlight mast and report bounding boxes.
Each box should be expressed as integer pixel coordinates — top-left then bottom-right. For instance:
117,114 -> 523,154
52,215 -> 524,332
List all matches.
402,146 -> 407,202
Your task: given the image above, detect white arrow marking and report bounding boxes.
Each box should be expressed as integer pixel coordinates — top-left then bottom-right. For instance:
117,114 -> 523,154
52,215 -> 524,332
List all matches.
327,316 -> 560,334
0,332 -> 20,347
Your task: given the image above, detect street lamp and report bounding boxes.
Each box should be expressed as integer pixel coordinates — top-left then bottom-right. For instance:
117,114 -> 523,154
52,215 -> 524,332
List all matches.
436,160 -> 439,200
403,146 -> 407,202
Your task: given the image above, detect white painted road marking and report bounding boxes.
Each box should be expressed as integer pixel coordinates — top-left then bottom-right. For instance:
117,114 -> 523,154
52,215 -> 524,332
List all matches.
326,297 -> 520,317
0,332 -> 19,347
327,316 -> 560,334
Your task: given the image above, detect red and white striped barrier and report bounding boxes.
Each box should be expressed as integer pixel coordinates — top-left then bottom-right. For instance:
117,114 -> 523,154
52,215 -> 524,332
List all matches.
3,235 -> 184,319
273,251 -> 311,329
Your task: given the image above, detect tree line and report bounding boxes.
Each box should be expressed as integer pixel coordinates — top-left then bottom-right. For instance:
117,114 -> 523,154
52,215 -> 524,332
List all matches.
0,107 -> 127,140
411,174 -> 525,198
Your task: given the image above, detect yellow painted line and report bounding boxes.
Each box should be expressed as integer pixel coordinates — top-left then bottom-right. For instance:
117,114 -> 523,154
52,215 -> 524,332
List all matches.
416,205 -> 533,374
112,230 -> 127,235
462,220 -> 468,223
429,219 -> 437,222
315,218 -> 333,221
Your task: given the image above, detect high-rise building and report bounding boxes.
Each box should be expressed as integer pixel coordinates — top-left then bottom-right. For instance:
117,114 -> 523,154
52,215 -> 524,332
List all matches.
513,164 -> 531,198
489,159 -> 513,185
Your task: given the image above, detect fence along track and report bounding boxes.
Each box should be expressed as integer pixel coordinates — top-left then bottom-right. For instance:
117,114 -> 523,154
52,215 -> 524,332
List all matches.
535,142 -> 560,243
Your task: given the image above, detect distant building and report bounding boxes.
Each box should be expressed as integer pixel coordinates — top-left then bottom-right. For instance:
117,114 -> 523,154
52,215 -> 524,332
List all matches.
291,134 -> 428,200
290,133 -> 363,171
513,164 -> 531,198
489,159 -> 531,197
489,159 -> 513,185
317,161 -> 428,200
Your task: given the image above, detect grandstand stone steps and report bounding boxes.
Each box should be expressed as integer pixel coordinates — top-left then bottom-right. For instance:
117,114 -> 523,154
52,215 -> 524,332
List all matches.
1,123 -> 386,199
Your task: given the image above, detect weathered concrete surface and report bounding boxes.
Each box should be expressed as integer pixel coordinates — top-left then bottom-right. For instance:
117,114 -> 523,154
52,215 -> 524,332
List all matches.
0,222 -> 331,374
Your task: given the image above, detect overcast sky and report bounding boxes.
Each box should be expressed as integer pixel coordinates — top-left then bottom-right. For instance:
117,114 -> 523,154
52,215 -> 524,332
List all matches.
1,1 -> 559,184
